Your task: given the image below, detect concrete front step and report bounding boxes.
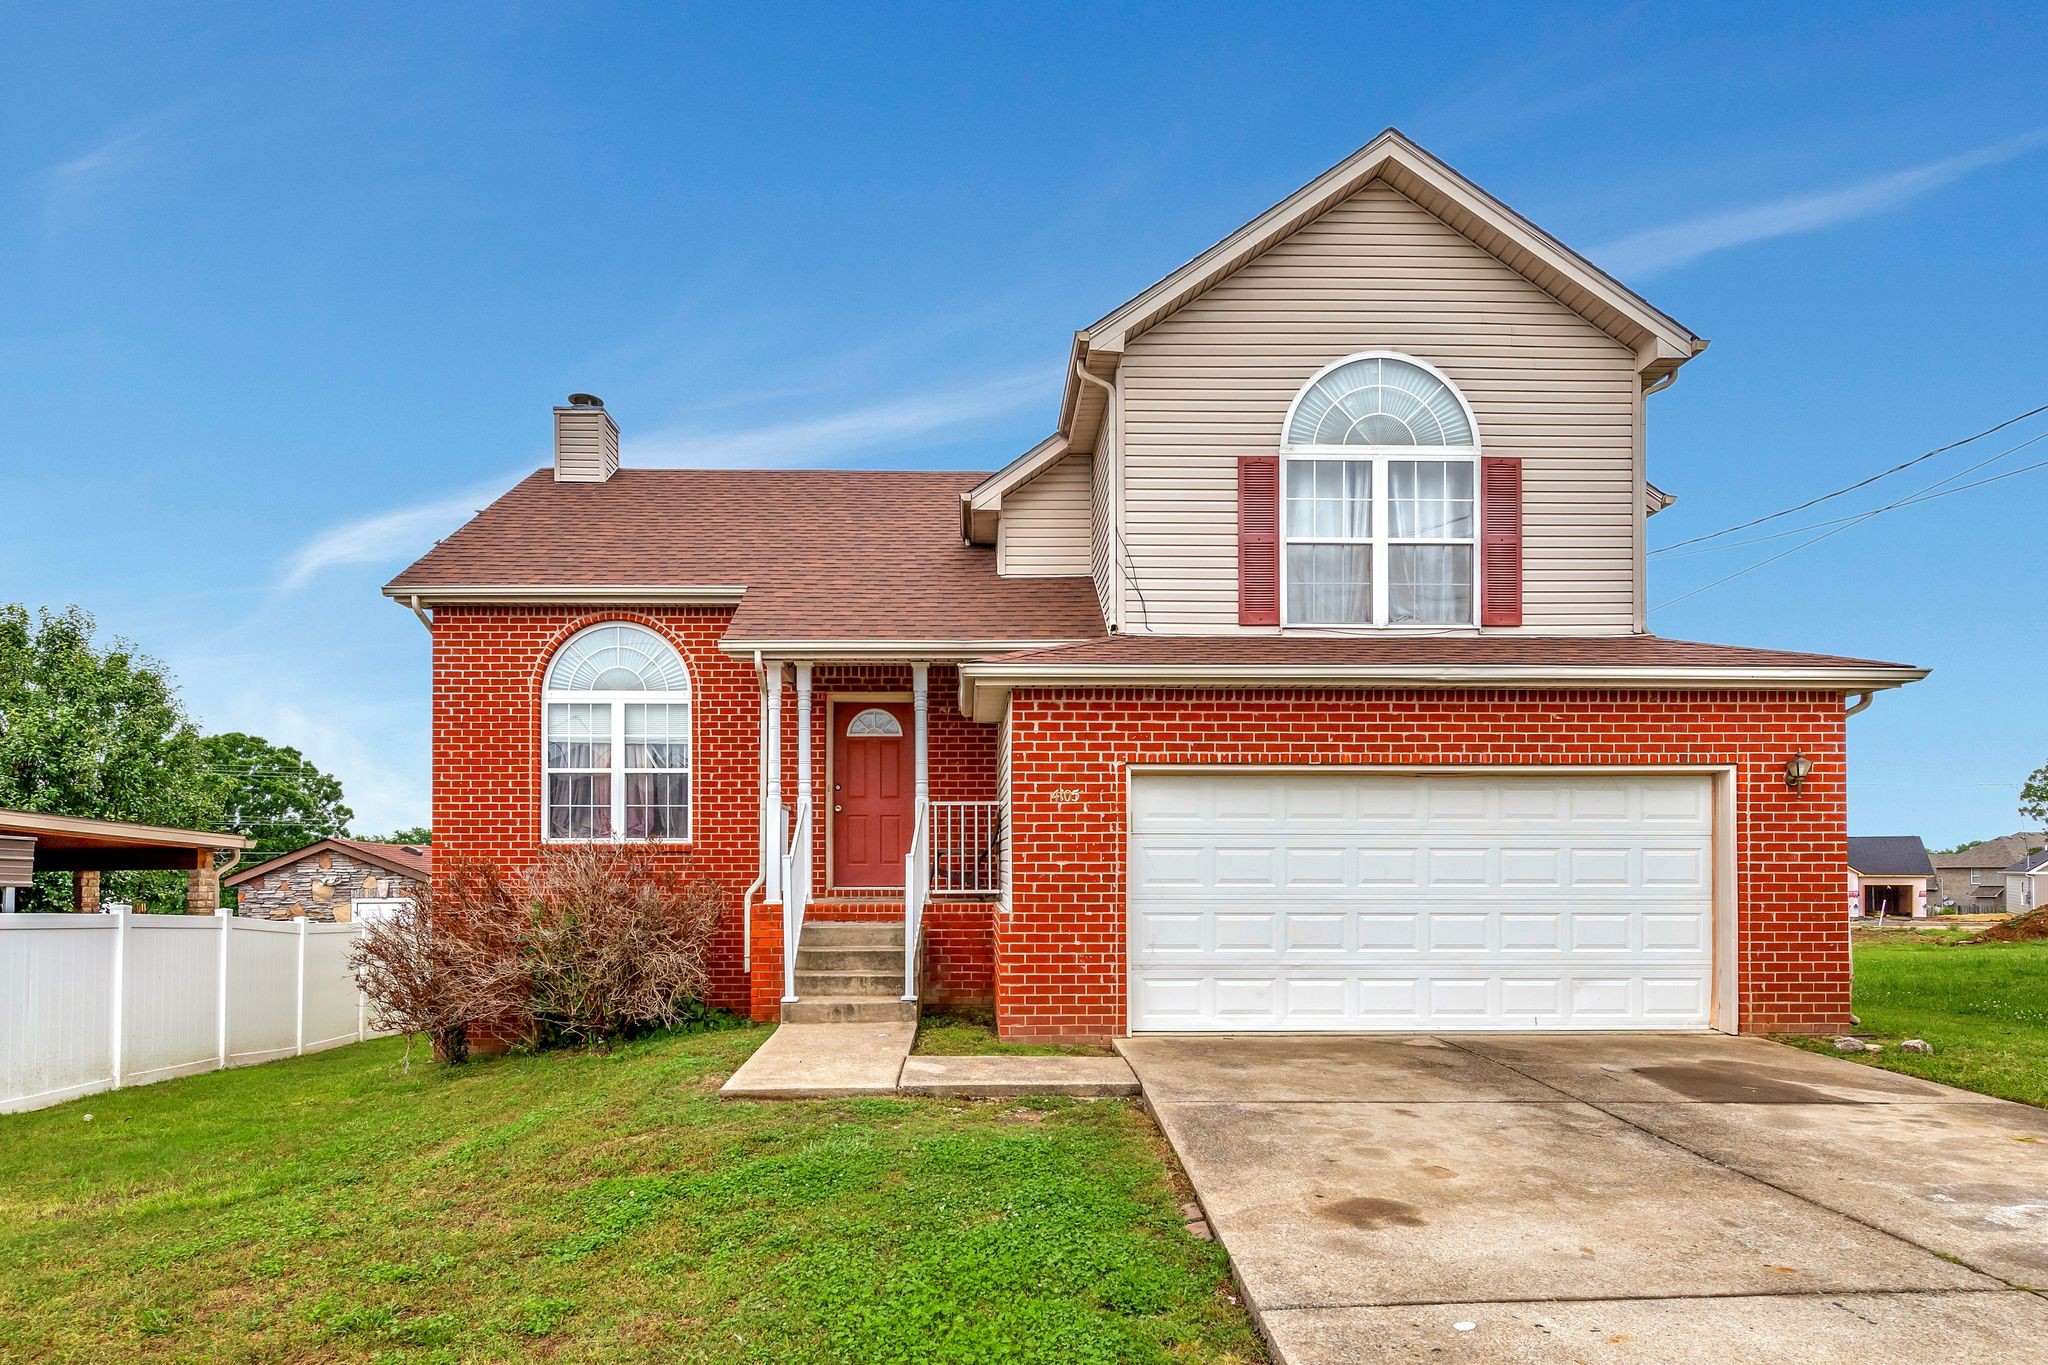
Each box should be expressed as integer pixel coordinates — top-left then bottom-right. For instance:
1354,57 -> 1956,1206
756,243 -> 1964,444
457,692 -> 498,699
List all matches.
782,995 -> 918,1025
799,921 -> 905,948
796,970 -> 907,997
797,945 -> 903,973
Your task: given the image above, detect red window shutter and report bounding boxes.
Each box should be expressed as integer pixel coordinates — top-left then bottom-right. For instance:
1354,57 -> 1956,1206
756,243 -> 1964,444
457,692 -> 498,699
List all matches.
1480,455 -> 1523,627
1238,455 -> 1281,626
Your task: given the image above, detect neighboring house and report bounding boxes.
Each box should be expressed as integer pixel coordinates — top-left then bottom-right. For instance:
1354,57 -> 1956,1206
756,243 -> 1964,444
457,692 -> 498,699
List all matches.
2006,849 -> 2048,915
224,838 -> 432,922
1846,836 -> 1934,918
1931,833 -> 2046,913
385,129 -> 1927,1042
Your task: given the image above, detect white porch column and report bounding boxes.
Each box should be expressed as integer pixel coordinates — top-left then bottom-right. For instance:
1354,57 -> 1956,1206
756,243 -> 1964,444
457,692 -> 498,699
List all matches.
912,663 -> 929,803
764,665 -> 784,902
795,663 -> 813,811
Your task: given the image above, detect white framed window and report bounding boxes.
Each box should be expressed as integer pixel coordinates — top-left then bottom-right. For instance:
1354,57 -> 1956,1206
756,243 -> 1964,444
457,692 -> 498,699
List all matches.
1279,352 -> 1480,627
542,623 -> 691,842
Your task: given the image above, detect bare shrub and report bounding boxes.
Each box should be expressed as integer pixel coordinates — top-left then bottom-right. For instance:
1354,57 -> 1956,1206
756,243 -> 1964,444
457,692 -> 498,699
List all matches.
513,844 -> 725,1047
350,846 -> 725,1063
348,874 -> 519,1067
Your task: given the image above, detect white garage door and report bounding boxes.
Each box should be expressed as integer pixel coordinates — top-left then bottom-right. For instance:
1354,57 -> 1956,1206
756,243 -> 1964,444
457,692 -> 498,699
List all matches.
1129,771 -> 1716,1032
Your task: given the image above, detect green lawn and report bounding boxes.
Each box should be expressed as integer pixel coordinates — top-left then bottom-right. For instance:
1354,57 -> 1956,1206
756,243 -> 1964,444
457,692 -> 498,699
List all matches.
913,1010 -> 1110,1057
0,1025 -> 1261,1363
1785,936 -> 2048,1108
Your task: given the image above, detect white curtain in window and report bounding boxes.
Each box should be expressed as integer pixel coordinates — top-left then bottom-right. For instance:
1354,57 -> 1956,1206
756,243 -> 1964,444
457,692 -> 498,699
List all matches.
1389,545 -> 1473,624
544,624 -> 691,841
1286,544 -> 1372,624
1285,460 -> 1372,538
1387,461 -> 1474,538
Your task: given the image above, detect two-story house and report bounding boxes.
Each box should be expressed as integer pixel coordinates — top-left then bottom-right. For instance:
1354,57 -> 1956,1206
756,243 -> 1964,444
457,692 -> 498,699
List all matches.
387,130 -> 1924,1041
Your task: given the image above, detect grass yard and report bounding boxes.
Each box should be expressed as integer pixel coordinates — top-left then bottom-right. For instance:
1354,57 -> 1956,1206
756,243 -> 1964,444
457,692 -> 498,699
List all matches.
0,1024 -> 1262,1364
1785,935 -> 2048,1108
913,1009 -> 1110,1057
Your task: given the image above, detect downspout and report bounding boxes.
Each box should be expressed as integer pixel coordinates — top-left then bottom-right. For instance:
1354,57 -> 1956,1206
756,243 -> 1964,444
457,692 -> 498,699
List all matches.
406,595 -> 432,631
1844,692 -> 1874,717
739,649 -> 767,971
1072,357 -> 1127,632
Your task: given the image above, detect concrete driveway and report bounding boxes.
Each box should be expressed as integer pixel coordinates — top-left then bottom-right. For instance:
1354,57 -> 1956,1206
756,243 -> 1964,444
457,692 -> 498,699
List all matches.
1119,1033 -> 2048,1364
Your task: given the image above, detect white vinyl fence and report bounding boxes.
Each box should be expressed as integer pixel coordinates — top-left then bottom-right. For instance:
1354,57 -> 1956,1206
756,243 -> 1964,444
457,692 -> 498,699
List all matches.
1,909 -> 388,1115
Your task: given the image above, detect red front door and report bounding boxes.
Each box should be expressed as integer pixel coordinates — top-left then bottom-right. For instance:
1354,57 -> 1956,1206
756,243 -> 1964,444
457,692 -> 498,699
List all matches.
832,702 -> 915,888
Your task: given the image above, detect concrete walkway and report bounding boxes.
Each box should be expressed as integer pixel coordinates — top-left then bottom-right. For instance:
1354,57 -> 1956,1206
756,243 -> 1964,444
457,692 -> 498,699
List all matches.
720,1022 -> 915,1098
721,1022 -> 1137,1099
1120,1032 -> 2048,1364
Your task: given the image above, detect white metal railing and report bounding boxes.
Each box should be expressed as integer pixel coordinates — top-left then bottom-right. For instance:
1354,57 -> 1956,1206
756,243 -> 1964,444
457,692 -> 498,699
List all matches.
901,797 -> 930,1001
929,800 -> 1003,897
781,798 -> 813,1003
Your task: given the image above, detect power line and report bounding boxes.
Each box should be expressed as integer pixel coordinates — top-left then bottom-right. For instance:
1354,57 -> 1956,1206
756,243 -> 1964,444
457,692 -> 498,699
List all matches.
1651,430 -> 2048,561
1651,422 -> 2048,612
1652,400 -> 2048,555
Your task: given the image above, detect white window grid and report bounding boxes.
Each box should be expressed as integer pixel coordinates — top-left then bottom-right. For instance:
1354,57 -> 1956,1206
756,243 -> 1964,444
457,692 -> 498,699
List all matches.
1280,453 -> 1480,627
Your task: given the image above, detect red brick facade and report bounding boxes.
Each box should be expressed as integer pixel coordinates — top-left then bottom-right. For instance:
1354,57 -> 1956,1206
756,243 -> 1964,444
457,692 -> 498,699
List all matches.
999,687 -> 1849,1042
431,608 -> 997,1019
432,609 -> 1850,1042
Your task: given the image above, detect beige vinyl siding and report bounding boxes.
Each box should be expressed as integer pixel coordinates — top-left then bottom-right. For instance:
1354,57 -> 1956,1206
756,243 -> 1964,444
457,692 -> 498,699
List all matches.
551,407 -> 619,483
1116,180 -> 1641,635
0,835 -> 32,888
1090,427 -> 1118,624
997,453 -> 1094,577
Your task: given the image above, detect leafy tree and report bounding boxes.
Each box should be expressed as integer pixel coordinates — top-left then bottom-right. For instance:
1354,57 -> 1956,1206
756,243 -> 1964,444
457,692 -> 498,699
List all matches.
0,604 -> 219,909
2023,762 -> 2048,829
357,825 -> 432,845
199,732 -> 352,857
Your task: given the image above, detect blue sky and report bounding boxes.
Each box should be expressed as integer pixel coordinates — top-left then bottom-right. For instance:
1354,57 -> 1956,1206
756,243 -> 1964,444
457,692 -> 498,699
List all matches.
4,2 -> 2044,844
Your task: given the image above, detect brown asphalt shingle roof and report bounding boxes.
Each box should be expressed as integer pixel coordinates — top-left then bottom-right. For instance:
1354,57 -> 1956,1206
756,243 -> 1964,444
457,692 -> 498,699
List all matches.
385,469 -> 1106,645
225,837 -> 433,888
977,633 -> 1916,671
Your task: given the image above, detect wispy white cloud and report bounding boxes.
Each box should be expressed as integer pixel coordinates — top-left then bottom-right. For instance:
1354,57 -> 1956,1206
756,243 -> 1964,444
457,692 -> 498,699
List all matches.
275,479 -> 514,593
36,118 -> 173,232
1594,129 -> 2048,278
629,368 -> 1044,467
268,368 -> 1047,595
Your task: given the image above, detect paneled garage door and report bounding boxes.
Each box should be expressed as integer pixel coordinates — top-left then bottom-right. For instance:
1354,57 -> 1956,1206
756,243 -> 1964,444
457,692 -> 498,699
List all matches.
1128,771 -> 1716,1032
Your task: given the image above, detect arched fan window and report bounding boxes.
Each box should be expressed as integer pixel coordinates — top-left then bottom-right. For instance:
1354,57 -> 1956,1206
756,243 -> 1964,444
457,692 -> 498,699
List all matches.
845,707 -> 904,738
1279,353 -> 1480,629
542,623 -> 691,841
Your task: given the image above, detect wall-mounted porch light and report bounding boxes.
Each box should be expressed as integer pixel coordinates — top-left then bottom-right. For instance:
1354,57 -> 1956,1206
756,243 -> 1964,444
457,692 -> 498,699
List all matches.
1784,751 -> 1815,792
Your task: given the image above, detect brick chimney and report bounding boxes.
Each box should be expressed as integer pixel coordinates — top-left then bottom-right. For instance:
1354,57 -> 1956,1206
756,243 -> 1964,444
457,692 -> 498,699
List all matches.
553,393 -> 619,482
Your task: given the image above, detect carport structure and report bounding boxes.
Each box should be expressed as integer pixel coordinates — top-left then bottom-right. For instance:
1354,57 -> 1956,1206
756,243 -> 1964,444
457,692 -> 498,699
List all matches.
0,809 -> 252,914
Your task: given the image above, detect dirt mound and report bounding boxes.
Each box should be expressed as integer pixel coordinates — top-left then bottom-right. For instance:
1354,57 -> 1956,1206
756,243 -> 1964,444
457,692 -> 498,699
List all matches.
1969,907 -> 2048,944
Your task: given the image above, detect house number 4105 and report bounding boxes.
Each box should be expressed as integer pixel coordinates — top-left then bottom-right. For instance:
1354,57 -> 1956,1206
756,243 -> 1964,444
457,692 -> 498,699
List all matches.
1048,788 -> 1082,804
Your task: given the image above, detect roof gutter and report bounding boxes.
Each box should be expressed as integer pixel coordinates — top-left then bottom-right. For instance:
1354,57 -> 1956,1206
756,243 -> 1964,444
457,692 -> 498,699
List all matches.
718,637 -> 1086,663
383,585 -> 747,607
955,661 -> 1930,722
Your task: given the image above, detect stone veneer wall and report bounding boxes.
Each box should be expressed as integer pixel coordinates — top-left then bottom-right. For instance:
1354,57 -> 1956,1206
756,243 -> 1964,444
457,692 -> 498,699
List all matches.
235,848 -> 426,923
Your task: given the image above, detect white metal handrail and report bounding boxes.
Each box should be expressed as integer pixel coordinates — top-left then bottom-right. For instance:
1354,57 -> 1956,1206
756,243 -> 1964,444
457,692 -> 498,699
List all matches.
928,800 -> 1003,897
901,797 -> 930,1001
781,798 -> 812,1004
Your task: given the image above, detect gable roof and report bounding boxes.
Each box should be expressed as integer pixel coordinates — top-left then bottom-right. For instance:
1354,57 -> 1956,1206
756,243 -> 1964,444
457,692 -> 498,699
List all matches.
1848,836 -> 1935,877
1932,834 -> 2047,870
225,837 -> 433,888
2003,849 -> 2048,875
386,469 -> 1105,651
969,128 -> 1707,515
